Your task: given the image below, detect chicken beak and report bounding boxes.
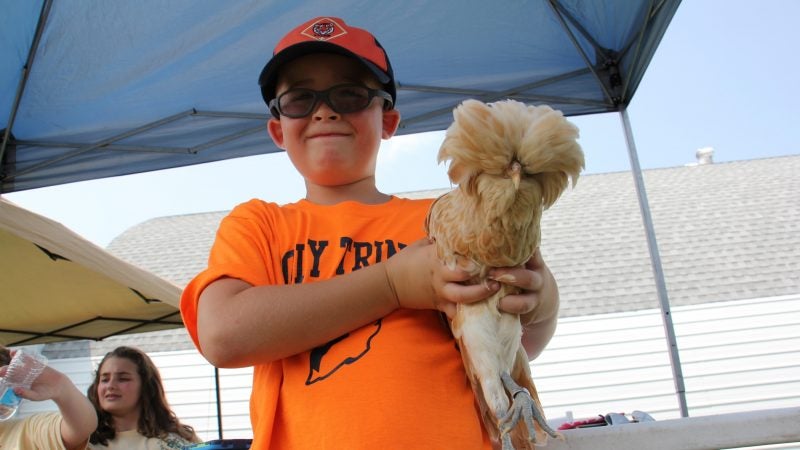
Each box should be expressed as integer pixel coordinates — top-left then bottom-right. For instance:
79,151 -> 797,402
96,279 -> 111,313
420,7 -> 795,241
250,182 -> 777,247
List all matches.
509,161 -> 522,190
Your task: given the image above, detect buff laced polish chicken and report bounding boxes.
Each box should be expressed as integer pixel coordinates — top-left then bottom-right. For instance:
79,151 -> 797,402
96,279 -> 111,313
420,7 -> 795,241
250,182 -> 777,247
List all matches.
426,99 -> 584,449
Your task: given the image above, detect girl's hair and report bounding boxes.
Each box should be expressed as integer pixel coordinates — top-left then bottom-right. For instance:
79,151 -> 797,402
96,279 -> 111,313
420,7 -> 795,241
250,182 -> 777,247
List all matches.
0,345 -> 10,366
87,346 -> 198,445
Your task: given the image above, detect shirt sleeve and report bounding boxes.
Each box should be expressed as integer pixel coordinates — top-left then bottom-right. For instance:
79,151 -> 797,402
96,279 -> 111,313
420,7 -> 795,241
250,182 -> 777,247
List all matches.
23,413 -> 68,450
180,200 -> 280,352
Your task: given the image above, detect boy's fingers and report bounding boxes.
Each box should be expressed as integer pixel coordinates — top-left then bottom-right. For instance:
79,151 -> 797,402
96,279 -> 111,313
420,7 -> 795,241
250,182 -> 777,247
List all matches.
499,293 -> 538,315
439,302 -> 457,320
440,279 -> 499,304
439,258 -> 479,284
490,267 -> 542,291
527,248 -> 544,268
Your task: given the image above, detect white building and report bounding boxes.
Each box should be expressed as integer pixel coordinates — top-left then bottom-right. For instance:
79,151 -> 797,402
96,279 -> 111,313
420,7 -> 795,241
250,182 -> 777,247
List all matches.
31,154 -> 800,447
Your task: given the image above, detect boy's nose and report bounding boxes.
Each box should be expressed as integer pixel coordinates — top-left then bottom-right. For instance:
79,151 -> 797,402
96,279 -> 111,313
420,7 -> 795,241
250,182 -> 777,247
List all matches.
312,99 -> 339,121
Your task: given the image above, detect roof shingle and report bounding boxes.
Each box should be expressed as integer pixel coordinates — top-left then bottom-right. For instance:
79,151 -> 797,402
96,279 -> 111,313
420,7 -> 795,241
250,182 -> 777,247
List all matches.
104,155 -> 800,319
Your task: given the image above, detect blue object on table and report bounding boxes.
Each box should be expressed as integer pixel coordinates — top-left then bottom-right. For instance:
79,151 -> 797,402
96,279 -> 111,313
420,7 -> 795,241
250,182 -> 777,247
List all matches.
184,439 -> 252,449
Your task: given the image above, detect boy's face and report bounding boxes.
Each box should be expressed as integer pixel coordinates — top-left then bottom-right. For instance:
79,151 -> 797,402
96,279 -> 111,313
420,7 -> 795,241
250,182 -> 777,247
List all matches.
267,53 -> 400,189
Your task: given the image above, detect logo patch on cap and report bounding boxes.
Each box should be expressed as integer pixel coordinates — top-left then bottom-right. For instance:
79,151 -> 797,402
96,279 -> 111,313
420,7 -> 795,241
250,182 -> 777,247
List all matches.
301,17 -> 348,42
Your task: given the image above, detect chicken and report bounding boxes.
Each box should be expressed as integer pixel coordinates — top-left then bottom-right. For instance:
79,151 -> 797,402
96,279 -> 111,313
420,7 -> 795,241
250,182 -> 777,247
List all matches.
425,99 -> 584,449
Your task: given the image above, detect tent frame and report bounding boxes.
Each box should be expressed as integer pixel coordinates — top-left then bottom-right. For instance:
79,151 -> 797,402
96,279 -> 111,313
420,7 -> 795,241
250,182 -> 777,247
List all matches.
0,0 -> 689,427
621,107 -> 689,417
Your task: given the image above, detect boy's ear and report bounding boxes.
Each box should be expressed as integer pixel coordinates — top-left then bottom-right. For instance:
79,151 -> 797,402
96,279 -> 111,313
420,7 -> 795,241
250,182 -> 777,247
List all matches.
381,108 -> 401,139
266,118 -> 287,149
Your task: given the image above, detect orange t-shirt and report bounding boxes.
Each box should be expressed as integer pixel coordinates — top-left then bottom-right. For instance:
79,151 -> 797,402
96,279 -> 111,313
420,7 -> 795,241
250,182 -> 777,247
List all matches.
181,197 -> 491,450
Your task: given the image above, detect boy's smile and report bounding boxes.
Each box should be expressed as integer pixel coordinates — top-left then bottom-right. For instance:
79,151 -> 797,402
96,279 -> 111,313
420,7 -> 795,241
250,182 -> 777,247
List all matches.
267,53 -> 400,196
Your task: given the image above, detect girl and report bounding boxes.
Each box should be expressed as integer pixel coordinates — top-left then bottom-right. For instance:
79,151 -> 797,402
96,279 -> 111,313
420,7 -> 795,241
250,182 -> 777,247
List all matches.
87,346 -> 201,449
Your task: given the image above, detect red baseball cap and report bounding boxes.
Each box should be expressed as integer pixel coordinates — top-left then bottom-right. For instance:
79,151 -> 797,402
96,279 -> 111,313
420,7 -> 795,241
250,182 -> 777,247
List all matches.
258,17 -> 396,107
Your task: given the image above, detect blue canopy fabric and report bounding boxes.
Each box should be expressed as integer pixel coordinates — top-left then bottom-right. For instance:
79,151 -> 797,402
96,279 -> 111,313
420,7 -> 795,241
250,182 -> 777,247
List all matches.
1,0 -> 680,193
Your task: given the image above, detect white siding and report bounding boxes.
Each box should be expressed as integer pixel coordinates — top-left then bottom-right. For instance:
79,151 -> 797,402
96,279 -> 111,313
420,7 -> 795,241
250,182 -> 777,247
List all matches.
536,294 -> 800,425
27,294 -> 800,444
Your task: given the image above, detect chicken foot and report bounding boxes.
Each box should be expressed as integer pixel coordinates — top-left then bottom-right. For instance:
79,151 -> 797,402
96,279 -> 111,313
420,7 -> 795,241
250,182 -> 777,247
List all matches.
499,372 -> 559,449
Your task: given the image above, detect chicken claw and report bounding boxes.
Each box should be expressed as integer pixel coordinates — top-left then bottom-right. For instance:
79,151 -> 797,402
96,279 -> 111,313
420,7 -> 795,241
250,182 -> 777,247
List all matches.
499,372 -> 560,449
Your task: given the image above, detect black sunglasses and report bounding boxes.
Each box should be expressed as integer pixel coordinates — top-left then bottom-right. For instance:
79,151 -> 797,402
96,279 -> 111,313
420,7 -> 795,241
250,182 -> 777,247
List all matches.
269,84 -> 393,119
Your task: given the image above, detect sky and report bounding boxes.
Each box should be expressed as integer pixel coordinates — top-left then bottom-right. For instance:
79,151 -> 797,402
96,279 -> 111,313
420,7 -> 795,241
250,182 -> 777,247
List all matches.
6,0 -> 800,248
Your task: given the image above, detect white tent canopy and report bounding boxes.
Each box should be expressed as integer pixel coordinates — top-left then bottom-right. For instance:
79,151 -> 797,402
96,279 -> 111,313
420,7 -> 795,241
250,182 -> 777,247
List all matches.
0,197 -> 182,346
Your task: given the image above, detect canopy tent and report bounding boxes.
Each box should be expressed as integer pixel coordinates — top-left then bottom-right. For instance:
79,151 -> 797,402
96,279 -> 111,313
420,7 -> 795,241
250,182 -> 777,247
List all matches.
0,0 -> 687,417
0,197 -> 183,346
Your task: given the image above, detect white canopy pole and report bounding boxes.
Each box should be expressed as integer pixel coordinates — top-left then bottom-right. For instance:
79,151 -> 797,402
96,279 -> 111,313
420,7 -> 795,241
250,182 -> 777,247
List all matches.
619,107 -> 688,417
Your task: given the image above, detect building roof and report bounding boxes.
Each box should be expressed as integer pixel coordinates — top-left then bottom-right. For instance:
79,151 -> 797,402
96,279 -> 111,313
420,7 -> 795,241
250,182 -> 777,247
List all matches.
43,154 -> 800,358
105,154 -> 800,318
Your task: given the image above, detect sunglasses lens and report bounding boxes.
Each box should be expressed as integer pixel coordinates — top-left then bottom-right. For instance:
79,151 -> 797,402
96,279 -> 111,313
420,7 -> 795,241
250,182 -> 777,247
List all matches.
329,86 -> 371,113
278,90 -> 317,118
276,85 -> 382,118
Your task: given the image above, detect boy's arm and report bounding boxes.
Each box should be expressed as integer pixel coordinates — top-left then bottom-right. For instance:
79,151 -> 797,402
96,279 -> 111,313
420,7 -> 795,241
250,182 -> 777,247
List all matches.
197,239 -> 495,367
198,263 -> 399,366
197,239 -> 558,367
11,366 -> 97,450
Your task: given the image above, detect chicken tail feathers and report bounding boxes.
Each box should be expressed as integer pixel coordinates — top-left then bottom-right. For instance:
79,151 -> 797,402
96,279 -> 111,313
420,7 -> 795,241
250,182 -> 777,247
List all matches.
454,333 -> 504,444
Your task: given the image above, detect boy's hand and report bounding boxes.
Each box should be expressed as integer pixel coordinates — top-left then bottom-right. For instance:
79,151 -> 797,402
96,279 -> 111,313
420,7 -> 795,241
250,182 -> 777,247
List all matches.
385,243 -> 558,325
492,249 -> 559,326
384,238 -> 500,318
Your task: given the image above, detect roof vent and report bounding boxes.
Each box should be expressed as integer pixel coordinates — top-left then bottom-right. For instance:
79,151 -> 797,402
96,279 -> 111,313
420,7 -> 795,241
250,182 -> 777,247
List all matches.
696,147 -> 714,165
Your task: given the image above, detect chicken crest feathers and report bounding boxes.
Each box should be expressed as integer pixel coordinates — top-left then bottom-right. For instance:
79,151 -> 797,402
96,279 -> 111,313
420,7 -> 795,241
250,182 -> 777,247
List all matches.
439,99 -> 584,208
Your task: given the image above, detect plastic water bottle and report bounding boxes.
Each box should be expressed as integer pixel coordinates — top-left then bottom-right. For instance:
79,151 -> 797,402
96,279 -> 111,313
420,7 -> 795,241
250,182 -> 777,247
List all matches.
0,382 -> 23,420
0,350 -> 48,420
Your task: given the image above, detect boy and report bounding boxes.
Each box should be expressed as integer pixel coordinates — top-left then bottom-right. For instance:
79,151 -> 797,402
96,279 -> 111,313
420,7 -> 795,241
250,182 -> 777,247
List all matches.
180,16 -> 559,449
0,346 -> 98,450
